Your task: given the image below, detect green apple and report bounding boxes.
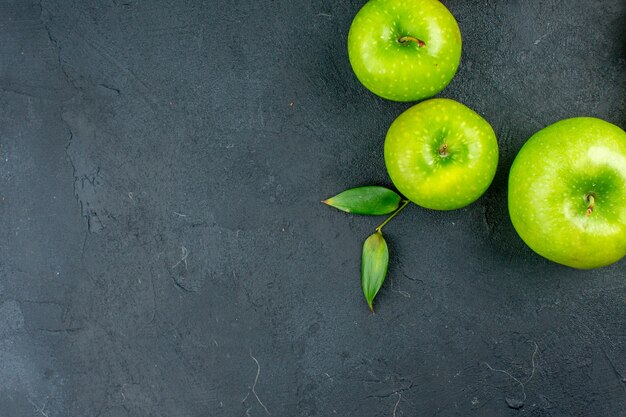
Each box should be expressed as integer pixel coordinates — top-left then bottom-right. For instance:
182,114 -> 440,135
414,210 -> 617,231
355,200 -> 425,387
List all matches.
347,0 -> 462,102
384,98 -> 499,210
509,118 -> 626,269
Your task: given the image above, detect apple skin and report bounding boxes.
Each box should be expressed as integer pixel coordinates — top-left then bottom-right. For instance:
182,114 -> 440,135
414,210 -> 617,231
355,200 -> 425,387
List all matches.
348,0 -> 462,102
508,118 -> 626,269
384,98 -> 499,210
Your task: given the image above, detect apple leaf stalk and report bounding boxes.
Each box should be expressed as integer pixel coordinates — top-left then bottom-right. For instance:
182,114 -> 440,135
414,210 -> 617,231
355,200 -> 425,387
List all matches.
398,35 -> 426,48
323,186 -> 410,312
585,193 -> 595,217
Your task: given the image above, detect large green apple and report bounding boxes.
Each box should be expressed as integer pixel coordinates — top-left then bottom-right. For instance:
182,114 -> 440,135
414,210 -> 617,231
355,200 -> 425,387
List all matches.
509,118 -> 626,269
384,98 -> 499,210
348,0 -> 462,102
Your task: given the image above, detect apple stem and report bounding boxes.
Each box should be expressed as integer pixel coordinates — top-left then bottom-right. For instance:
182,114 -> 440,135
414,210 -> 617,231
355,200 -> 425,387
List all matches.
375,199 -> 411,233
439,143 -> 448,156
585,194 -> 595,217
398,36 -> 426,48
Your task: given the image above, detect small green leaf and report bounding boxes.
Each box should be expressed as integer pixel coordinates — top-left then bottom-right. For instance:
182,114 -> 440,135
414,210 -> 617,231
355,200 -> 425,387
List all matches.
361,231 -> 389,313
323,186 -> 401,215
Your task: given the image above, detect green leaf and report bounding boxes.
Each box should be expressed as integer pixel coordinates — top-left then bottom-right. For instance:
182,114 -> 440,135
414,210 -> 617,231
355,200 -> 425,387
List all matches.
361,231 -> 389,313
322,186 -> 401,215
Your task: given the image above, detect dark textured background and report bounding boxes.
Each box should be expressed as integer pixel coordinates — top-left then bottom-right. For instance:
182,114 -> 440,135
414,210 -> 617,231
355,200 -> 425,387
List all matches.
1,0 -> 625,416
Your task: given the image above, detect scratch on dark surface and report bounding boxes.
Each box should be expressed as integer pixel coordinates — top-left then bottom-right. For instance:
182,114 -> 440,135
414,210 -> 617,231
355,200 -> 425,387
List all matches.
527,342 -> 539,383
366,382 -> 416,400
98,83 -> 121,95
80,231 -> 89,259
601,347 -> 626,388
392,393 -> 401,417
39,0 -> 76,91
28,397 -> 49,417
169,246 -> 198,292
482,341 -> 539,409
19,299 -> 67,308
172,246 -> 189,269
170,277 -> 196,293
40,0 -> 138,236
388,276 -> 412,299
82,37 -> 159,107
40,1 -> 89,236
36,327 -> 83,334
64,128 -> 81,211
71,165 -> 106,233
245,352 -> 271,415
533,25 -> 551,45
576,316 -> 625,388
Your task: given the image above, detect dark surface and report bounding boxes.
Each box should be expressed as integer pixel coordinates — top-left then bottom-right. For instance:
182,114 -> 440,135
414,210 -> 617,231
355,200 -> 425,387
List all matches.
1,0 -> 625,415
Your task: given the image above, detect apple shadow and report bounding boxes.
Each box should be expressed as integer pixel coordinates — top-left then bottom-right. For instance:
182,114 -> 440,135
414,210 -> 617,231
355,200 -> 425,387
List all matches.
479,123 -> 539,266
618,14 -> 626,65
